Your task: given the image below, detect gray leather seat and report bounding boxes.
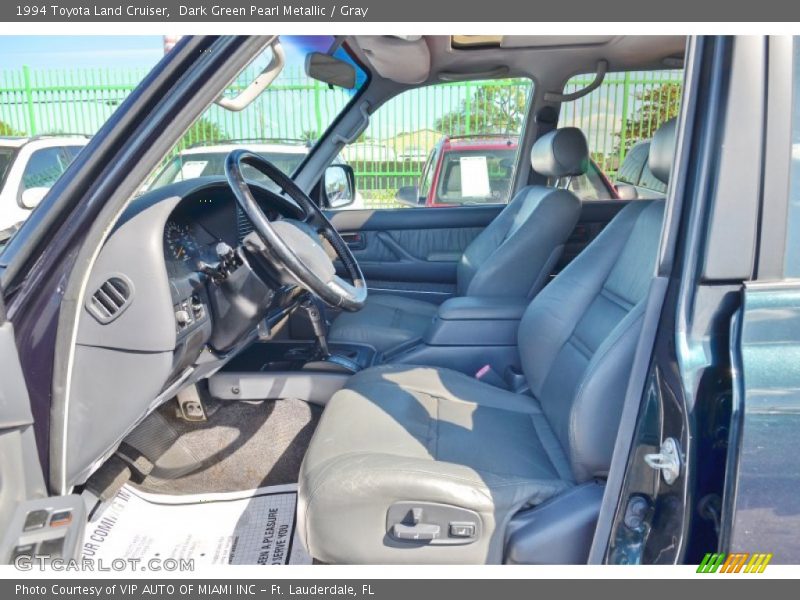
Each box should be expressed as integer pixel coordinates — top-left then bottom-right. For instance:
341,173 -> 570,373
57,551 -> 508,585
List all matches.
299,121 -> 675,564
328,127 -> 588,353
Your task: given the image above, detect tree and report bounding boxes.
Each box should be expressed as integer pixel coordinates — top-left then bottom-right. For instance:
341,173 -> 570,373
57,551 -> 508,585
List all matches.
435,82 -> 529,136
180,118 -> 227,148
0,120 -> 24,136
616,82 -> 682,153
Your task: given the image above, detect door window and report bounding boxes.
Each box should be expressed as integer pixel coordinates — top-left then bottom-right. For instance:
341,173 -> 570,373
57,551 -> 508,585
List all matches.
558,69 -> 683,200
338,78 -> 533,209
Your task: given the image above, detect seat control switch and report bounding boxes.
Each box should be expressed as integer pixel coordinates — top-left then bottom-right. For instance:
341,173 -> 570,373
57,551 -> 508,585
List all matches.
392,522 -> 441,541
386,501 -> 481,546
449,522 -> 476,538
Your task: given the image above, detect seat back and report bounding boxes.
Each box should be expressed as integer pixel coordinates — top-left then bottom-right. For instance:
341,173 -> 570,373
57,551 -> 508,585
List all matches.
518,119 -> 676,482
456,128 -> 587,298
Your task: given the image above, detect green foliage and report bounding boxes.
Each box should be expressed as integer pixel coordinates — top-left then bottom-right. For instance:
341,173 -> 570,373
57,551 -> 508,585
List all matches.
434,82 -> 529,136
180,118 -> 228,148
617,82 -> 682,152
301,128 -> 318,144
0,120 -> 24,136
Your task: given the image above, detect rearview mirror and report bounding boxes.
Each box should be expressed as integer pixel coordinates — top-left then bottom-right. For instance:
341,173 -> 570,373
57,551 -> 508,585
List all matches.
395,185 -> 422,207
324,164 -> 357,209
305,52 -> 357,89
19,186 -> 49,209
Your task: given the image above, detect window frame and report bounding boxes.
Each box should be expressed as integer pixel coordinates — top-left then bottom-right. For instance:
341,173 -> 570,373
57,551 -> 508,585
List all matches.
756,36 -> 796,282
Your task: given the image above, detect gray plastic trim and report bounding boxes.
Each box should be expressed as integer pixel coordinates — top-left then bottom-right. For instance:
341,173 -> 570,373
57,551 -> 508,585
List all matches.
208,371 -> 350,406
757,36 -> 794,281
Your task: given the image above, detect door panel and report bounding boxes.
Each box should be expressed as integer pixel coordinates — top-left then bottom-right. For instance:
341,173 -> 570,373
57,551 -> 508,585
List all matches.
326,205 -> 504,302
0,319 -> 86,565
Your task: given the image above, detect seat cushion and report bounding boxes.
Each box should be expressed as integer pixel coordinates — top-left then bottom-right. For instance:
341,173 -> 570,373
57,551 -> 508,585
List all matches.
328,294 -> 438,353
297,365 -> 574,564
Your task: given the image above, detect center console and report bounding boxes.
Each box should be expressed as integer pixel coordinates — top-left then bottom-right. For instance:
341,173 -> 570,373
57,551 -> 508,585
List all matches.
208,339 -> 377,405
383,295 -> 529,377
207,295 -> 530,406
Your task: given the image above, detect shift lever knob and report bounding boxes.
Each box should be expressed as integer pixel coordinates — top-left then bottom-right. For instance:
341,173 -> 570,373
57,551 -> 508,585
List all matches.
300,297 -> 330,358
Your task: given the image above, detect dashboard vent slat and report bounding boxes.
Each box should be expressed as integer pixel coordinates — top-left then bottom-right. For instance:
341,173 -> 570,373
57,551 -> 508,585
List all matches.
86,275 -> 133,324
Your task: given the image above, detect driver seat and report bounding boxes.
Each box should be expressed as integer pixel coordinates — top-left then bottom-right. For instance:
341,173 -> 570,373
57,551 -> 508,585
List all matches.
328,127 -> 588,354
298,121 -> 675,564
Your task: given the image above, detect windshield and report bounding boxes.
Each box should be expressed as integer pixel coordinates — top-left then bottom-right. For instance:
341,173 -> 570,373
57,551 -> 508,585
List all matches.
0,146 -> 17,194
146,36 -> 367,189
149,149 -> 309,190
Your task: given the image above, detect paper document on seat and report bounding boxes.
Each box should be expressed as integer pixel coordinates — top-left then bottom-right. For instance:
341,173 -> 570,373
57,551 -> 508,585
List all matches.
81,483 -> 311,565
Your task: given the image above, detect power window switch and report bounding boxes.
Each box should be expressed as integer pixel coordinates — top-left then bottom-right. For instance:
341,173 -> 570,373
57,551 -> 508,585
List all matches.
50,510 -> 73,528
12,543 -> 36,561
38,537 -> 65,559
23,509 -> 49,531
449,522 -> 476,538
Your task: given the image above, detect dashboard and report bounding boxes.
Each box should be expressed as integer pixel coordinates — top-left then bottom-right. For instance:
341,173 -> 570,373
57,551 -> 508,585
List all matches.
67,175 -> 308,489
160,180 -> 302,352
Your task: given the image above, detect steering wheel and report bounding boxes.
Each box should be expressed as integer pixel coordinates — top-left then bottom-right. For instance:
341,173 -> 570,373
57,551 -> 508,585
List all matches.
224,149 -> 367,311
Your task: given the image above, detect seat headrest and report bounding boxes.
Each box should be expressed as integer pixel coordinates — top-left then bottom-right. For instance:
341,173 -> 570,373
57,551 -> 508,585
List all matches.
530,127 -> 589,178
649,118 -> 677,185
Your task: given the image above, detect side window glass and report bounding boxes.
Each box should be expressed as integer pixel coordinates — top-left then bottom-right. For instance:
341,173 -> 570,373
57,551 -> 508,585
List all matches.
568,164 -> 614,201
339,78 -> 533,209
21,147 -> 66,190
418,150 -> 436,199
558,70 -> 683,200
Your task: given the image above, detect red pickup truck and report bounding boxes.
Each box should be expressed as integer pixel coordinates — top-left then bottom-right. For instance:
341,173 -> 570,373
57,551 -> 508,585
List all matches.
396,134 -> 619,207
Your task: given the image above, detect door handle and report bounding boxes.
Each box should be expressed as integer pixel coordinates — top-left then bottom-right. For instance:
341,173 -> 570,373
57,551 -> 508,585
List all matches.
340,232 -> 365,250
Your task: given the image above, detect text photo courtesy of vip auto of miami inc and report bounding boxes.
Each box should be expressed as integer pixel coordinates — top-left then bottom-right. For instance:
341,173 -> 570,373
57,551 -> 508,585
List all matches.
0,2 -> 800,594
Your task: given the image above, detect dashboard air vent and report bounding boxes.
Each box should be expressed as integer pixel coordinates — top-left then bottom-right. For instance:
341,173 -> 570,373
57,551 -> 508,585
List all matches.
87,276 -> 133,324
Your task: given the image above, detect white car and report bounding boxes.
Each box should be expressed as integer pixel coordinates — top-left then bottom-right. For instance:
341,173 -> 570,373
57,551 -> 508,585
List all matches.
147,140 -> 362,209
0,135 -> 88,234
148,140 -> 312,189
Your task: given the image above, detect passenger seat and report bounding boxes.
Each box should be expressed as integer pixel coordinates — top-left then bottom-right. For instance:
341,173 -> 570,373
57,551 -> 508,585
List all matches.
329,127 -> 589,353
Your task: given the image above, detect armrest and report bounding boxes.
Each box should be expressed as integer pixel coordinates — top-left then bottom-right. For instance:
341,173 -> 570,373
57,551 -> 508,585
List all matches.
436,296 -> 529,321
423,296 -> 528,347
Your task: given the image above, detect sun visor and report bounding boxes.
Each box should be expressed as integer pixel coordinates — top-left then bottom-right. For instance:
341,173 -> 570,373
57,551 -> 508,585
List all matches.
354,35 -> 431,84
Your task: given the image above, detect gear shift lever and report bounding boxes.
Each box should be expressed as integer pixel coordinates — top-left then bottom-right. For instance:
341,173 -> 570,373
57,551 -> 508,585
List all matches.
299,297 -> 330,359
297,296 -> 361,374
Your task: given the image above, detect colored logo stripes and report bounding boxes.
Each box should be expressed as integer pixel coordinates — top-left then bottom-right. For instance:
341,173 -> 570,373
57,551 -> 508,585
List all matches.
697,552 -> 772,573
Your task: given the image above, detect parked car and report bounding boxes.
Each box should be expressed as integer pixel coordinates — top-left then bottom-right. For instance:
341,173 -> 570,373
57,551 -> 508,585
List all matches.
340,141 -> 397,162
0,134 -> 88,232
614,140 -> 669,199
396,134 -> 618,207
147,139 -> 360,208
1,35 -> 797,569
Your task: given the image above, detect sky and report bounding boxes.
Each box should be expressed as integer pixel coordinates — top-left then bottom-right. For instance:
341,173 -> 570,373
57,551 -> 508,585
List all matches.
0,36 -> 165,70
